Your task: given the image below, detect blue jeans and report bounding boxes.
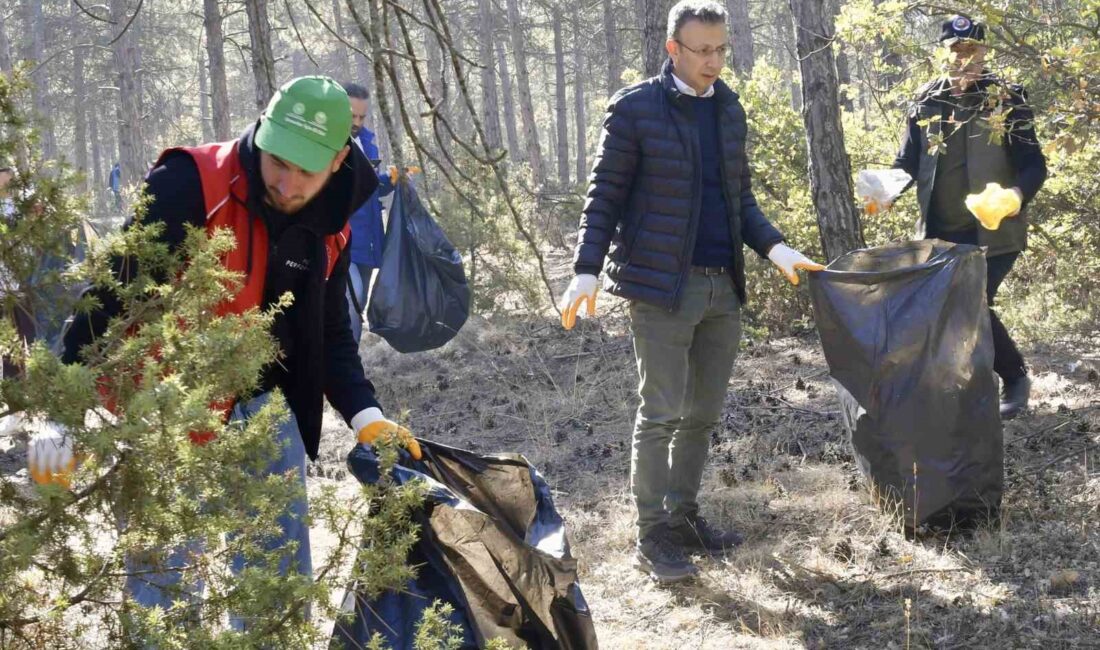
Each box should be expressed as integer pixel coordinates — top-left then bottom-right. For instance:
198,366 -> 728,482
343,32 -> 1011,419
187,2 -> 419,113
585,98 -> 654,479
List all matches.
125,392 -> 312,628
346,262 -> 375,343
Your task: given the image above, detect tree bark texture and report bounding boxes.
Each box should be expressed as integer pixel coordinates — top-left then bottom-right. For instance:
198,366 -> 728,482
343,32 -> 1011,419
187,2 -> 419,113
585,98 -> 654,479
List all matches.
111,0 -> 147,187
637,0 -> 674,77
776,3 -> 801,112
505,0 -> 543,182
204,0 -> 233,140
495,40 -> 520,165
199,51 -> 214,142
0,10 -> 13,74
24,0 -> 56,160
789,0 -> 865,261
330,0 -> 352,83
89,100 -> 104,211
552,8 -> 569,185
726,0 -> 755,77
72,10 -> 89,191
244,0 -> 278,111
602,0 -> 622,95
573,11 -> 587,183
477,0 -> 503,152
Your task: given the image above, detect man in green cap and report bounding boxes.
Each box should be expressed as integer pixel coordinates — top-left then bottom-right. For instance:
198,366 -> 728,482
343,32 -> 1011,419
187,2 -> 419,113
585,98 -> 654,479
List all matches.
35,76 -> 424,620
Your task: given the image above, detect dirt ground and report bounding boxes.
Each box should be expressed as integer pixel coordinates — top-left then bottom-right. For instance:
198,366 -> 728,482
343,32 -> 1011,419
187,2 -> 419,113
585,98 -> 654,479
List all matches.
313,290 -> 1100,649
2,288 -> 1097,648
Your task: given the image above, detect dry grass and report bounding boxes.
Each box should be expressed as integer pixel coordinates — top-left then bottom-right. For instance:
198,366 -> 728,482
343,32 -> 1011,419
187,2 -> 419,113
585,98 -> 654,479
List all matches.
322,289 -> 1100,649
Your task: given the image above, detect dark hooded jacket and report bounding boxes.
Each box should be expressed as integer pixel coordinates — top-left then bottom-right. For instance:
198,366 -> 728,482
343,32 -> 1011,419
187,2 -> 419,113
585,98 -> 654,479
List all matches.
62,122 -> 381,459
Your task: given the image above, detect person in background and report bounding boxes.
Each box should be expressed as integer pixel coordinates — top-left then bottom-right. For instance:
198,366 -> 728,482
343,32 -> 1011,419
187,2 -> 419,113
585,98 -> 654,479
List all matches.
341,82 -> 394,343
108,162 -> 122,210
889,15 -> 1047,420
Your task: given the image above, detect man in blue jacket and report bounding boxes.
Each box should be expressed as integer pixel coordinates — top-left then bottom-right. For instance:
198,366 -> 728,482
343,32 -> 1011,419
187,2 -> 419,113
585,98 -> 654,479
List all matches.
559,0 -> 823,583
342,83 -> 394,343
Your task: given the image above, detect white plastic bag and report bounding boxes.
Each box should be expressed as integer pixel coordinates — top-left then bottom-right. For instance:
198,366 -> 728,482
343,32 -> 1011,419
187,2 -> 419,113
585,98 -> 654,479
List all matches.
856,169 -> 912,214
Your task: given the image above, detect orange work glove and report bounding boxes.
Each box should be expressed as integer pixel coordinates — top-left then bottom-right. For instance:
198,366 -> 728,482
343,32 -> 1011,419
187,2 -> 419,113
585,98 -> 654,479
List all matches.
388,165 -> 423,184
767,244 -> 826,286
354,408 -> 422,460
558,274 -> 599,330
28,421 -> 77,489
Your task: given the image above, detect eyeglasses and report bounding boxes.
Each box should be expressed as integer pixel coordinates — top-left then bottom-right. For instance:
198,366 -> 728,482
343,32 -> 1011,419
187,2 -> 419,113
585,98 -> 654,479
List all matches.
675,40 -> 729,59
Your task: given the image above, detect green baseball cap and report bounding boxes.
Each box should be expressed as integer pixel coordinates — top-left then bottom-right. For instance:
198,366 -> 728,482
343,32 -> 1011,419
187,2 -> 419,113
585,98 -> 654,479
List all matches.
255,76 -> 352,173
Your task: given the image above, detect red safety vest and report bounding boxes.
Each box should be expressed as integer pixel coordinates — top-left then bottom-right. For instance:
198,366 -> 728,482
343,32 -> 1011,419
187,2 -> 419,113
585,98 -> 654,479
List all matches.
165,140 -> 350,315
102,141 -> 351,443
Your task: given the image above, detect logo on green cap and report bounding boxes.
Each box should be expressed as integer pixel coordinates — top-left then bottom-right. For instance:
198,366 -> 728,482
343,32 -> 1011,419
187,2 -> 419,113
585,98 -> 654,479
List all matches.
255,76 -> 351,173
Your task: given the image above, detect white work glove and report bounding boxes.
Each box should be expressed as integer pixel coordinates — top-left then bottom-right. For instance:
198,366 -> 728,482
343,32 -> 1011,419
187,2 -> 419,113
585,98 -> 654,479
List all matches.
28,421 -> 76,489
352,407 -> 422,460
558,274 -> 599,330
767,244 -> 826,286
856,169 -> 911,215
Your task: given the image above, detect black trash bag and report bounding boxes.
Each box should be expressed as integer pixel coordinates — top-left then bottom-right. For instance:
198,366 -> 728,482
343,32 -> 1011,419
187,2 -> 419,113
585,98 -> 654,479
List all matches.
808,240 -> 1003,530
367,178 -> 470,353
331,441 -> 599,650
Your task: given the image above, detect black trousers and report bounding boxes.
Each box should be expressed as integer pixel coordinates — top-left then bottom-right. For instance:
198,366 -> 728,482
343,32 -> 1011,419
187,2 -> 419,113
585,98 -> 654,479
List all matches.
927,229 -> 1027,381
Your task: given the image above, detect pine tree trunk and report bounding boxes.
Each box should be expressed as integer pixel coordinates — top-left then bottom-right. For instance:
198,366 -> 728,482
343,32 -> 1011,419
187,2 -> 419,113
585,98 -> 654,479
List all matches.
204,0 -> 232,140
244,0 -> 278,110
505,0 -> 543,182
573,11 -> 587,183
199,51 -> 214,142
365,0 -> 404,167
637,0 -> 673,77
477,0 -> 502,152
789,0 -> 864,260
602,0 -> 621,95
0,10 -> 13,74
89,99 -> 104,212
496,40 -> 521,165
112,0 -> 146,187
552,8 -> 569,185
776,4 -> 801,111
72,10 -> 89,192
726,0 -> 754,77
828,0 -> 853,112
24,0 -> 56,160
330,0 -> 351,83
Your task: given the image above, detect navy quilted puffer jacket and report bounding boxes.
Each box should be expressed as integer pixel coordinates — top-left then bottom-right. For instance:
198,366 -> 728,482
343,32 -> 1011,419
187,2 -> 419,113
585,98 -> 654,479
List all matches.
573,59 -> 784,310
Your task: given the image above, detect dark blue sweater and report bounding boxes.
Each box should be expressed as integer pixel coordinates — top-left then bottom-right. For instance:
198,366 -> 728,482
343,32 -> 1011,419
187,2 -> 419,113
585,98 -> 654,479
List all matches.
687,96 -> 734,266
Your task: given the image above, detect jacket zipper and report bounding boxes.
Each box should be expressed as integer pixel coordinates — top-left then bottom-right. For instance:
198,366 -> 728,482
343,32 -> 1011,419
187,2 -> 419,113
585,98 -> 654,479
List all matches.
671,95 -> 704,312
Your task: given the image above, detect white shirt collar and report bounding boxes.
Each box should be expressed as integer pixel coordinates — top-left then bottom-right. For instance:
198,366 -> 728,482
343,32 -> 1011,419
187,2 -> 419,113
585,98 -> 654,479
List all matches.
672,73 -> 715,98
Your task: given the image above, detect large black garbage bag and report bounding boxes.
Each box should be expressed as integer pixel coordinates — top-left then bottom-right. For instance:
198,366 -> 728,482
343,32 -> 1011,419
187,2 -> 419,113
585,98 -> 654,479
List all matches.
367,178 -> 470,352
808,240 -> 1003,530
331,441 -> 599,650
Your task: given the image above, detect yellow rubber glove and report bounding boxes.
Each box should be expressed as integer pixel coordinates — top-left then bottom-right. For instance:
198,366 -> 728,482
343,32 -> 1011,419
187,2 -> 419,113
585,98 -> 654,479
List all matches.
28,421 -> 76,489
355,409 -> 422,460
558,274 -> 598,330
388,165 -> 423,184
767,243 -> 826,286
965,183 -> 1023,230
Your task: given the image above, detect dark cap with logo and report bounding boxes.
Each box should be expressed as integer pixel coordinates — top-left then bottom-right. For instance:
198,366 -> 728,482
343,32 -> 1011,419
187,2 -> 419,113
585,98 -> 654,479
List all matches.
939,15 -> 985,45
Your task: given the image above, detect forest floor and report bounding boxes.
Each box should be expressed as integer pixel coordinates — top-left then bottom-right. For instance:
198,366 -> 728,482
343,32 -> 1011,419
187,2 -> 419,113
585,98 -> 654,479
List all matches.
2,264 -> 1098,649
310,273 -> 1100,649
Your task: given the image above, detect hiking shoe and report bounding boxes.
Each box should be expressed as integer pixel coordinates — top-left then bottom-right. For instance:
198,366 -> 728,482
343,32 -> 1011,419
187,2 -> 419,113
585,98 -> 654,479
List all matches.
1000,375 -> 1031,420
668,514 -> 743,553
635,525 -> 699,583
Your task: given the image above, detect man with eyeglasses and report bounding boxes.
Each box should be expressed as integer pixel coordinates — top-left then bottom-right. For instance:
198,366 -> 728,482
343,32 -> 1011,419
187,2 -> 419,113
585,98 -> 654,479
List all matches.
886,15 -> 1047,420
558,0 -> 823,583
